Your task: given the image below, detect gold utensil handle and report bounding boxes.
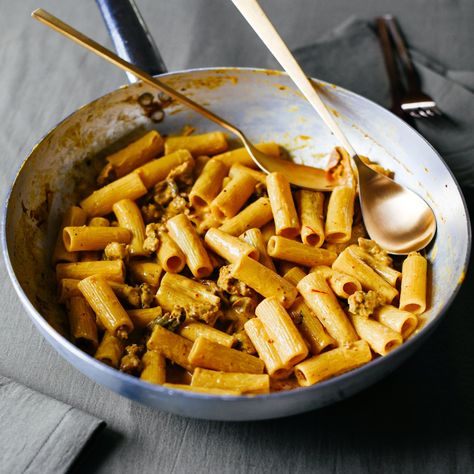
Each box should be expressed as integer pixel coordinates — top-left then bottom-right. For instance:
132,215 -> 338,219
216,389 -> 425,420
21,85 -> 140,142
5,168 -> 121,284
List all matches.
32,9 -> 242,139
231,0 -> 356,157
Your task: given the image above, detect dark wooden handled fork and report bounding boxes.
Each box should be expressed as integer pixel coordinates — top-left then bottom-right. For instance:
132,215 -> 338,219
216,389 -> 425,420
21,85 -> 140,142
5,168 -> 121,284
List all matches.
381,15 -> 442,118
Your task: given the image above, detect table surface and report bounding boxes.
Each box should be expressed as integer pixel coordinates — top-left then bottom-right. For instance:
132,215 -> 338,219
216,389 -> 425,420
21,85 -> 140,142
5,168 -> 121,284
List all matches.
1,1 -> 473,473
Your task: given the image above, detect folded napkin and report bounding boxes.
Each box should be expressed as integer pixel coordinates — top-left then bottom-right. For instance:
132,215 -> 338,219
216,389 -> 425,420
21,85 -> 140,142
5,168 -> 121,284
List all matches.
288,18 -> 474,188
0,375 -> 104,474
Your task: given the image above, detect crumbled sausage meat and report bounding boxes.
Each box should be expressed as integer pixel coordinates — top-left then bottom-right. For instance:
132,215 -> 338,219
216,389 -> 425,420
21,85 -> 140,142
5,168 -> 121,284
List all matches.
104,242 -> 128,260
358,238 -> 393,266
348,290 -> 384,318
139,283 -> 155,308
143,223 -> 161,254
120,344 -> 144,375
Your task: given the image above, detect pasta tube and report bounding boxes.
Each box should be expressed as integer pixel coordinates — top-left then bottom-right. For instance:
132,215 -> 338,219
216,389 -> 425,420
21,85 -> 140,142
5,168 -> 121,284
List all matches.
240,228 -> 275,271
128,260 -> 162,287
191,368 -> 270,395
350,314 -> 402,355
210,166 -> 257,218
228,164 -> 266,184
66,296 -> 98,353
59,278 -> 138,304
164,132 -> 228,156
63,226 -> 131,252
112,199 -> 147,256
204,228 -> 259,263
311,265 -> 362,299
288,297 -> 336,355
349,245 -> 401,286
134,149 -> 193,188
399,252 -> 427,314
189,158 -> 228,207
80,172 -> 147,217
80,217 -> 110,262
140,350 -> 166,385
267,236 -> 337,267
127,307 -> 162,330
332,248 -> 398,304
157,231 -> 186,273
78,275 -> 134,340
296,190 -> 325,247
179,322 -> 234,348
56,260 -> 125,283
188,336 -> 265,374
156,272 -> 220,324
282,267 -> 306,286
255,297 -> 308,367
219,197 -> 273,236
294,340 -> 372,386
325,185 -> 355,243
244,318 -> 293,379
230,255 -> 298,308
373,305 -> 418,339
261,221 -> 276,244
297,272 -> 358,345
214,142 -> 280,168
266,172 -> 300,238
94,331 -> 123,368
166,213 -> 213,278
147,325 -> 194,372
52,206 -> 87,264
106,130 -> 163,178
58,278 -> 82,302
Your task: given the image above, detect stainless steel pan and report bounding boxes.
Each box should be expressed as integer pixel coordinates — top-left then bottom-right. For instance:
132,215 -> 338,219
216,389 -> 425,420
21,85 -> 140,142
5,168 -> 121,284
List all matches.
1,0 -> 470,420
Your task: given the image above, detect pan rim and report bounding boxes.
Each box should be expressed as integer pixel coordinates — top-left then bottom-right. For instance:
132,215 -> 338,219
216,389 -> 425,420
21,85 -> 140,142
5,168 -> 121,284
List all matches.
1,66 -> 471,411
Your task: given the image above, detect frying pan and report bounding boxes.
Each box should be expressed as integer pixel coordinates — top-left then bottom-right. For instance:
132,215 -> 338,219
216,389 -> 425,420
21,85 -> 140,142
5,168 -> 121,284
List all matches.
1,0 -> 470,420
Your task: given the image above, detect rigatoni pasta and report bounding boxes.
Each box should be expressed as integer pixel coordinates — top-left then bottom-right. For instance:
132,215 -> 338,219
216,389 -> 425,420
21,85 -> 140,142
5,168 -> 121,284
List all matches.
205,228 -> 259,263
80,172 -> 147,217
399,252 -> 427,314
297,272 -> 358,345
104,130 -> 163,179
112,198 -> 147,256
53,129 -> 431,395
78,275 -> 134,340
210,166 -> 257,218
52,206 -> 87,264
164,132 -> 228,156
266,172 -> 300,238
63,226 -> 131,252
267,236 -> 337,267
167,213 -> 213,278
294,340 -> 372,386
296,190 -> 325,247
255,297 -> 308,367
230,255 -> 298,308
219,197 -> 273,236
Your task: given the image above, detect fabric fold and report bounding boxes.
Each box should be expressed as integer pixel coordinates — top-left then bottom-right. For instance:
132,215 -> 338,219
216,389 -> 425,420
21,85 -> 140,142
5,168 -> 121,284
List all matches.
0,375 -> 105,474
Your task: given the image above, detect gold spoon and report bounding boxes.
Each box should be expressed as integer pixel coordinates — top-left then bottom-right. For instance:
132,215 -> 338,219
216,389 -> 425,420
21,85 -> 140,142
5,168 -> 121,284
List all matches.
32,8 -> 341,192
231,0 -> 436,254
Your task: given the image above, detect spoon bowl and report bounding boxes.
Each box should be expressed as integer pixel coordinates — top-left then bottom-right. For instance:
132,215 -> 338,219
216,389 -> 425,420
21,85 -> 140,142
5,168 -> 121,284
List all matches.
353,155 -> 437,254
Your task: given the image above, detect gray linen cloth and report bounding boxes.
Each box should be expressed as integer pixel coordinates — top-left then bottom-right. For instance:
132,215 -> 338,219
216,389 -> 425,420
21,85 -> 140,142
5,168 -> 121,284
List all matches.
0,375 -> 104,474
291,18 -> 474,188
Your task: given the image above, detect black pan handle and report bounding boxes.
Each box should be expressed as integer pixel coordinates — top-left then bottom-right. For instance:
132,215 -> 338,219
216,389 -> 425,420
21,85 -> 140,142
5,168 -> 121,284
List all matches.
95,0 -> 167,82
